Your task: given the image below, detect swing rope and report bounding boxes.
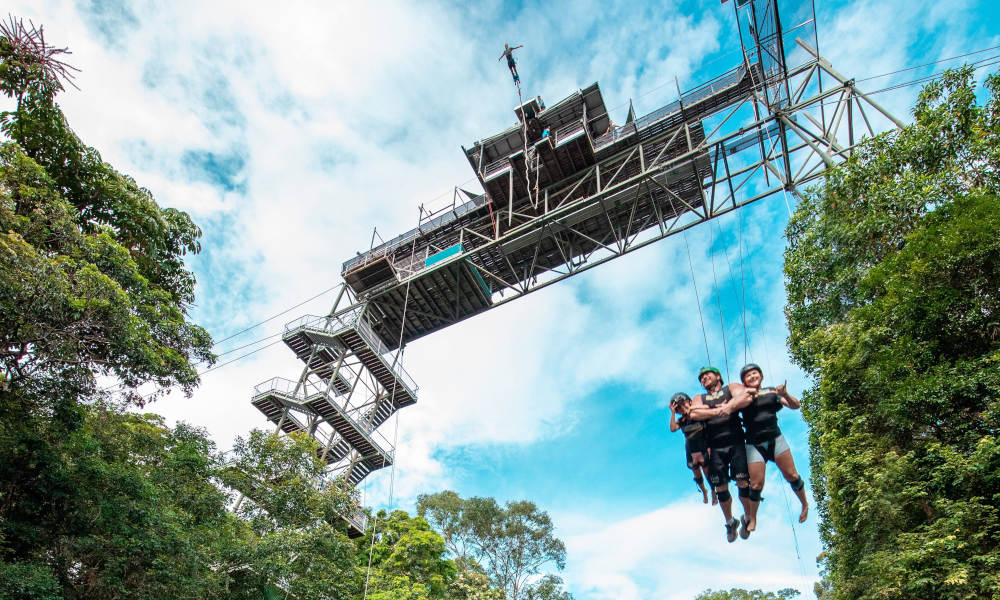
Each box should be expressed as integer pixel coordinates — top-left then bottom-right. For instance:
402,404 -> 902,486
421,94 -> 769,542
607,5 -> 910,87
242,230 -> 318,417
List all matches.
733,198 -> 809,584
362,239 -> 416,600
706,221 -> 731,380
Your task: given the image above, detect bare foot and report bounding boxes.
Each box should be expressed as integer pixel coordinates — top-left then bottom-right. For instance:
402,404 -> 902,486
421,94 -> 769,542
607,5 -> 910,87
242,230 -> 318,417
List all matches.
799,503 -> 809,523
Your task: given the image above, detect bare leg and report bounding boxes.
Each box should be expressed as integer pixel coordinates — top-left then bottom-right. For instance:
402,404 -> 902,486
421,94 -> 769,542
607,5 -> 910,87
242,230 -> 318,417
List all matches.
736,479 -> 752,522
775,450 -> 808,522
692,466 -> 709,504
746,460 -> 766,532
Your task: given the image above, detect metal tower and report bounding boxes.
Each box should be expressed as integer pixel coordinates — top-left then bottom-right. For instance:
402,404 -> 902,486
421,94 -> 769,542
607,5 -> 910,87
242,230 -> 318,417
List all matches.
251,0 -> 902,536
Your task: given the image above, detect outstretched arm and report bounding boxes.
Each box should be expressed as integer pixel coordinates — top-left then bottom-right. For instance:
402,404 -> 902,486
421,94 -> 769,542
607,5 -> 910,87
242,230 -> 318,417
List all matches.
724,382 -> 753,412
776,381 -> 801,409
513,44 -> 523,50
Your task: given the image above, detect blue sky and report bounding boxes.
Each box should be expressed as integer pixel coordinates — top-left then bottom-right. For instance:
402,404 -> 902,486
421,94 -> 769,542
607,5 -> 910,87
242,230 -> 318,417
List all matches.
7,0 -> 1000,598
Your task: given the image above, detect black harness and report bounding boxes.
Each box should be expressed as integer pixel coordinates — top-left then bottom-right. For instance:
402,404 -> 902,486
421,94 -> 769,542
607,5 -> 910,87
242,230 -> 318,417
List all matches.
741,387 -> 783,444
702,386 -> 743,448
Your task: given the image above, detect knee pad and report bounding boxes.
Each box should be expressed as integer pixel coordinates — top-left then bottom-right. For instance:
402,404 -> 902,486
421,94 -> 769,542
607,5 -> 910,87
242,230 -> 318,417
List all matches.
789,476 -> 805,492
749,488 -> 763,502
716,489 -> 731,503
738,486 -> 751,499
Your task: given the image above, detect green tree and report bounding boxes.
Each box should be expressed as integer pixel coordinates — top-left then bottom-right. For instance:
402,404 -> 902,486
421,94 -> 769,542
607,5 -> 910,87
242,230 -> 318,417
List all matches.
521,575 -> 573,600
417,492 -> 570,600
0,407 -> 236,598
446,571 -> 505,600
0,21 -> 213,406
0,16 -> 221,599
220,430 -> 358,600
357,510 -> 458,600
694,589 -> 799,600
784,68 -> 1000,599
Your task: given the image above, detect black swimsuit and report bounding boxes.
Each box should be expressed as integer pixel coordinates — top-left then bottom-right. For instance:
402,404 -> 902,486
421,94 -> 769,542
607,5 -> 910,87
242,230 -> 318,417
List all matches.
702,386 -> 749,486
742,387 -> 783,461
680,416 -> 708,468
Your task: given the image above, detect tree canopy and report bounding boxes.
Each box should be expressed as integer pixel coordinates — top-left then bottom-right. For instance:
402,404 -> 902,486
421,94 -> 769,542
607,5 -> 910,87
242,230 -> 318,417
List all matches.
694,589 -> 799,600
417,491 -> 570,600
784,68 -> 1000,599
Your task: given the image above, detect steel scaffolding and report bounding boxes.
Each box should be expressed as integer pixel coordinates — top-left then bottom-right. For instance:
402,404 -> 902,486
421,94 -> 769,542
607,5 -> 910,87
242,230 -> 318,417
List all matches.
251,0 -> 902,536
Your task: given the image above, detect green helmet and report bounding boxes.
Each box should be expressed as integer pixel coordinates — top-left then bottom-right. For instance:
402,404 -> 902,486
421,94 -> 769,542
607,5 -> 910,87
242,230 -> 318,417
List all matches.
698,366 -> 722,381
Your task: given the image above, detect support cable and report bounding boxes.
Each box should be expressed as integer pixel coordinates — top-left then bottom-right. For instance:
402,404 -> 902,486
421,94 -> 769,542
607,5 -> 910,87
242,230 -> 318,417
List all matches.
856,44 -> 1000,83
709,216 -> 750,367
733,211 -> 751,365
683,229 -> 712,365
363,238 -> 416,600
735,206 -> 808,586
706,222 -> 731,380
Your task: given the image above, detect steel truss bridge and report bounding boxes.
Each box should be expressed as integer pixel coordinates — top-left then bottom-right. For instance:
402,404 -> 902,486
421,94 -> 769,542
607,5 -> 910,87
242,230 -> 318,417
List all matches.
249,0 -> 902,536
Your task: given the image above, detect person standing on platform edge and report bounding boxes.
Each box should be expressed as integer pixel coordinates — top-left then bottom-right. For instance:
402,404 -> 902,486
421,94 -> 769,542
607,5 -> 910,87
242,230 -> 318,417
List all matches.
737,363 -> 808,539
689,366 -> 752,542
499,43 -> 523,83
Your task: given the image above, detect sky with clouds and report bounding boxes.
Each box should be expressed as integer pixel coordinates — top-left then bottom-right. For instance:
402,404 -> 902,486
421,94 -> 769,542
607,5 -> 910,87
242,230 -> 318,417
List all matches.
6,0 -> 1000,598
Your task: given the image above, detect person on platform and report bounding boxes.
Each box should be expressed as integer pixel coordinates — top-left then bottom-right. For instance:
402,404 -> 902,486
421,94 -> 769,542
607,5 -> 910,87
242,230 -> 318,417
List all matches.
689,366 -> 752,542
499,43 -> 523,83
736,363 -> 808,539
669,392 -> 717,505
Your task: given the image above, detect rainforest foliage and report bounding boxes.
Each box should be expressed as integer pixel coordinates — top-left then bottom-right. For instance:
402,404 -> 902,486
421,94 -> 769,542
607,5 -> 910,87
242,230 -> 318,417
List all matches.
784,68 -> 1000,599
417,491 -> 571,600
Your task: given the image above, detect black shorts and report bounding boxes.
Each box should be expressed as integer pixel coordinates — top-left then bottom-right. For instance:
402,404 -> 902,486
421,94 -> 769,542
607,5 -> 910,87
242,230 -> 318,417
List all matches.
685,436 -> 708,469
707,443 -> 749,487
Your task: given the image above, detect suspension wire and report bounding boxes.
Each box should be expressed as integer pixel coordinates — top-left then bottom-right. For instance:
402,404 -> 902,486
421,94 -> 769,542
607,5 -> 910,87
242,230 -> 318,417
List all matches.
212,284 -> 342,346
706,221 -> 731,380
736,197 -> 808,585
734,209 -> 751,364
856,44 -> 1000,82
681,221 -> 712,364
779,474 -> 810,588
363,238 -> 416,600
815,53 -> 1000,111
708,215 -> 751,368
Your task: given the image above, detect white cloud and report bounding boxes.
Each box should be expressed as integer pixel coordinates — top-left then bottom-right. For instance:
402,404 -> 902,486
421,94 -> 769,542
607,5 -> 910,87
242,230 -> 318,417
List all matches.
7,1 -> 996,598
562,469 -> 819,600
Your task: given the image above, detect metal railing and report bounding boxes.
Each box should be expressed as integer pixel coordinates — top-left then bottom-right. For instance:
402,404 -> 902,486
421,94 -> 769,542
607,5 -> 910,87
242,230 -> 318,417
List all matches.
255,378 -> 396,456
482,157 -> 511,179
283,311 -> 419,396
253,376 -> 326,402
594,66 -> 747,153
554,119 -> 586,145
342,195 -> 489,276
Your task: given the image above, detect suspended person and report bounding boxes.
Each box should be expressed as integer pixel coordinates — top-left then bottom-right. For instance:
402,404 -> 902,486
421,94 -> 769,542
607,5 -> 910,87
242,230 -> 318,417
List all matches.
689,366 -> 752,543
669,392 -> 717,505
498,43 -> 523,84
736,363 -> 808,539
